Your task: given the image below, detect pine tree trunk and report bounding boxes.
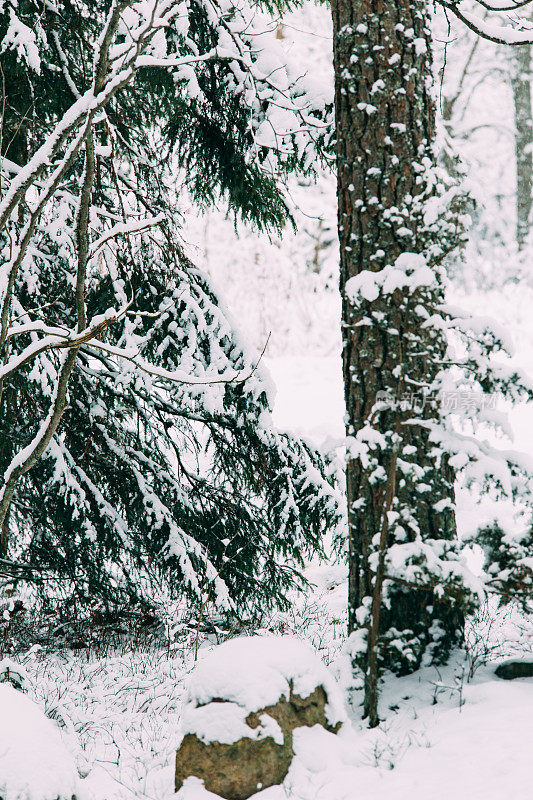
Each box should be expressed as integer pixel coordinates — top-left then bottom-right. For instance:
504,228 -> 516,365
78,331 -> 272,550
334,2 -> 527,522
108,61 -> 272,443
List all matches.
331,0 -> 460,709
510,45 -> 533,250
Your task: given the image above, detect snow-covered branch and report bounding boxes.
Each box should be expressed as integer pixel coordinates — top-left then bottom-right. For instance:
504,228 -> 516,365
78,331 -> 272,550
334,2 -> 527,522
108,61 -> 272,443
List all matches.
439,1 -> 533,45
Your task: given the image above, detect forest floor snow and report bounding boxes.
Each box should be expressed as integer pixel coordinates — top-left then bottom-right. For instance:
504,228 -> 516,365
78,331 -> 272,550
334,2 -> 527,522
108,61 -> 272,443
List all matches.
7,634 -> 532,800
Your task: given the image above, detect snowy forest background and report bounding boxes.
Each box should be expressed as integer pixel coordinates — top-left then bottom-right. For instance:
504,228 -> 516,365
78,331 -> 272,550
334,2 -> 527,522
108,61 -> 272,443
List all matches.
0,1 -> 532,799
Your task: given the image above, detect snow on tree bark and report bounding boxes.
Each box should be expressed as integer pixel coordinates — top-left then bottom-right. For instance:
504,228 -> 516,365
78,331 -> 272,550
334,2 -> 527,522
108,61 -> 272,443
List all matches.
333,0 -> 457,649
331,0 -> 533,723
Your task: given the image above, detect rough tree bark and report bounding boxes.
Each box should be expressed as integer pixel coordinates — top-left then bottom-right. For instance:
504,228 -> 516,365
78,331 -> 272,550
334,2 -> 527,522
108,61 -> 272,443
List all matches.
330,0 -> 459,719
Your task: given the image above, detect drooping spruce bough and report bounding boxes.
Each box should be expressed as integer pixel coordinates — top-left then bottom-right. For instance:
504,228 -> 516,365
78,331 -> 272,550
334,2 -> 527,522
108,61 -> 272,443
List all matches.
0,0 -> 339,616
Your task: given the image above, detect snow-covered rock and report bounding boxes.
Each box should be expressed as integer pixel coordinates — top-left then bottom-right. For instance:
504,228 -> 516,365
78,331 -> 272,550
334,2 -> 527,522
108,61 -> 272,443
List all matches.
494,658 -> 533,680
183,636 -> 347,727
175,636 -> 347,799
0,684 -> 78,800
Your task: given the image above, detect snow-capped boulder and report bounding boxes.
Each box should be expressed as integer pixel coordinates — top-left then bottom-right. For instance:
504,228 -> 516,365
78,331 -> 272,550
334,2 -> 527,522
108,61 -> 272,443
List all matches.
175,636 -> 347,800
495,659 -> 533,680
0,683 -> 78,800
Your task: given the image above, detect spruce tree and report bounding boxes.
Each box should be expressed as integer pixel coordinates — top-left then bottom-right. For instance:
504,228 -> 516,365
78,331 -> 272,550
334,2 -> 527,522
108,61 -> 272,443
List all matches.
0,0 -> 338,616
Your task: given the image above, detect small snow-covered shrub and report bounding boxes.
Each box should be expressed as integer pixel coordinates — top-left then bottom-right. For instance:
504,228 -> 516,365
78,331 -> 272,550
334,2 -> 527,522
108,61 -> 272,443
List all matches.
475,520 -> 533,610
0,659 -> 28,691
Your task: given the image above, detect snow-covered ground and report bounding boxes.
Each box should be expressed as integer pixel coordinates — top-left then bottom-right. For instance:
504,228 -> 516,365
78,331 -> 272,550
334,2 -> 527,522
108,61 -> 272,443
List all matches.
3,603 -> 531,800
285,664 -> 532,800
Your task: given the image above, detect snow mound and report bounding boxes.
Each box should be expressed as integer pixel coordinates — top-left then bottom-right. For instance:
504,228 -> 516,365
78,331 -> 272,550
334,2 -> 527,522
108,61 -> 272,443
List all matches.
184,636 -> 347,729
0,684 -> 78,800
